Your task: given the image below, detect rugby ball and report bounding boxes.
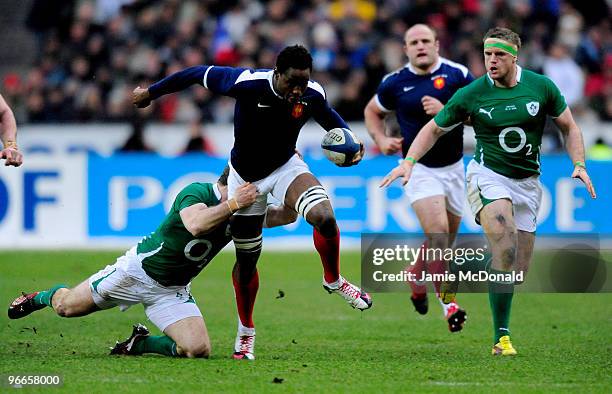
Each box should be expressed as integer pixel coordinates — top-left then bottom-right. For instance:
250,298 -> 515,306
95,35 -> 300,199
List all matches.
321,128 -> 362,166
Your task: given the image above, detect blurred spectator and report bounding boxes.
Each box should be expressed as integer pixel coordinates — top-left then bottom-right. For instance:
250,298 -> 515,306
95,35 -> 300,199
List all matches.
117,117 -> 154,152
557,2 -> 583,49
0,0 -> 604,138
576,25 -> 606,74
604,97 -> 612,122
543,42 -> 585,109
328,0 -> 376,23
585,52 -> 612,121
95,0 -> 133,24
26,0 -> 76,50
183,121 -> 216,155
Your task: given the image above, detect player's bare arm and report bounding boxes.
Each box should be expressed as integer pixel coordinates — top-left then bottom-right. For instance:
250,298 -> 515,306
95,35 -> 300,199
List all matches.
364,97 -> 403,155
553,107 -> 597,199
0,93 -> 22,167
180,183 -> 258,236
379,119 -> 445,187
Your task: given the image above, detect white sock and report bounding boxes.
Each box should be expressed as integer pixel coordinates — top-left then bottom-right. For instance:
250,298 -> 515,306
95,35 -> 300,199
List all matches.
324,276 -> 343,290
238,318 -> 255,336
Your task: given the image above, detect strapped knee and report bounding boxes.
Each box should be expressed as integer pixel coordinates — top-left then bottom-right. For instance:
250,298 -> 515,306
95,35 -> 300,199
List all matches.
233,234 -> 263,254
295,186 -> 329,220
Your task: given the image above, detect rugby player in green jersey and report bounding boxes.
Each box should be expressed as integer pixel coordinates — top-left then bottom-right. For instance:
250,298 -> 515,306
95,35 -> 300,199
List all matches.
381,27 -> 597,356
8,167 -> 297,359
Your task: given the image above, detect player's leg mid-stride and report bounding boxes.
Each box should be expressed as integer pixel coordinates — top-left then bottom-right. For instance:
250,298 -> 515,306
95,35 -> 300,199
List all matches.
478,198 -> 524,356
230,214 -> 263,360
285,173 -> 372,311
407,195 -> 467,332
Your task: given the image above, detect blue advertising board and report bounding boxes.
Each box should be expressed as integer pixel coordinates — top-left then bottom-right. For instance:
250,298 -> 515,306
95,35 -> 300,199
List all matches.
87,154 -> 611,239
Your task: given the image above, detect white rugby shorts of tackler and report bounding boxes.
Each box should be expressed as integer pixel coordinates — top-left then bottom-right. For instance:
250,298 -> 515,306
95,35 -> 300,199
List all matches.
89,247 -> 202,332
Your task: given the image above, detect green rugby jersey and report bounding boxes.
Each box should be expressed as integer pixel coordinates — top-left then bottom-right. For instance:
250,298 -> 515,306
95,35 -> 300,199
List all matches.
434,66 -> 567,178
137,182 -> 231,286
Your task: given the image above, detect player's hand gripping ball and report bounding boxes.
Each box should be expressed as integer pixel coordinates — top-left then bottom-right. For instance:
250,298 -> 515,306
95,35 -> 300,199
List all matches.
321,128 -> 364,167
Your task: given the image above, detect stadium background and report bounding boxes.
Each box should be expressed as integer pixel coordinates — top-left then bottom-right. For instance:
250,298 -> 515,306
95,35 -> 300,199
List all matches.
0,1 -> 610,392
0,0 -> 610,248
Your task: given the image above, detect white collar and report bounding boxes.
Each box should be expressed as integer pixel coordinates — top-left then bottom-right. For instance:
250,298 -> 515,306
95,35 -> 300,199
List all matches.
212,183 -> 222,201
406,57 -> 442,75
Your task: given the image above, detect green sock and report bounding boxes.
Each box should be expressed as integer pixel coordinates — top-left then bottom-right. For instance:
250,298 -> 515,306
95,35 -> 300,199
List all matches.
33,284 -> 68,307
131,335 -> 177,357
488,270 -> 514,344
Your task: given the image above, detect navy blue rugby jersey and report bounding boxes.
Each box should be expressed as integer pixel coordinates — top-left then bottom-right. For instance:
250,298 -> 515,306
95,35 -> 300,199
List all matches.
148,66 -> 348,181
375,58 -> 474,167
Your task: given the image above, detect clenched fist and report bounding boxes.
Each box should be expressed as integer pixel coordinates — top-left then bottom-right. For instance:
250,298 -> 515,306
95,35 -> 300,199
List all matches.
133,87 -> 152,108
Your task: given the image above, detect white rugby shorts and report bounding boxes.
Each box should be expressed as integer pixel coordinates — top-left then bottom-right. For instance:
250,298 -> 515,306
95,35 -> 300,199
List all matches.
88,247 -> 202,332
227,154 -> 311,216
466,160 -> 542,232
405,159 -> 465,217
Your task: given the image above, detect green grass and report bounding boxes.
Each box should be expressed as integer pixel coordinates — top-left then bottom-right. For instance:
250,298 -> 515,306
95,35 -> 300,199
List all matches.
0,250 -> 610,393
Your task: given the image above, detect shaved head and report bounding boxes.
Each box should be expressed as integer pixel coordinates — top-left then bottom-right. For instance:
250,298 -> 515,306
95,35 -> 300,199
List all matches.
404,24 -> 437,43
403,24 -> 439,74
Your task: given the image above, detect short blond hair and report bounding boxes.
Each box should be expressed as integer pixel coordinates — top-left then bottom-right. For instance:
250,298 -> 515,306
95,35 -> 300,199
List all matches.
484,27 -> 521,49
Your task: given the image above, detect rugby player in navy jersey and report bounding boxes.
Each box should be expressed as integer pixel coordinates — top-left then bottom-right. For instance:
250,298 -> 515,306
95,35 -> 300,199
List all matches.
133,45 -> 371,360
364,25 -> 473,332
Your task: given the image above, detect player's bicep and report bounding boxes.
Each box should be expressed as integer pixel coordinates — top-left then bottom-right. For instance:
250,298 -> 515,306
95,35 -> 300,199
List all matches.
204,66 -> 247,96
179,203 -> 208,235
426,118 -> 447,137
364,97 -> 387,119
546,81 -> 568,117
0,94 -> 11,116
552,107 -> 575,135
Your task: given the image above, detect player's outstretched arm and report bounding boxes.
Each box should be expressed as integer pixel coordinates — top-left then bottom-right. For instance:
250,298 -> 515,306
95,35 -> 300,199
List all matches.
180,183 -> 258,236
379,119 -> 444,187
0,93 -> 22,167
364,97 -> 403,155
133,66 -> 209,108
554,107 -> 596,199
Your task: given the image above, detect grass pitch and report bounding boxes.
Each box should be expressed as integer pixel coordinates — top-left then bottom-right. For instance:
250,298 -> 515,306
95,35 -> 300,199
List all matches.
0,250 -> 610,393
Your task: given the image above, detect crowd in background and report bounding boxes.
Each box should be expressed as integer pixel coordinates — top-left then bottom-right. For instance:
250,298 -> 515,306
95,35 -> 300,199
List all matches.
2,0 -> 611,129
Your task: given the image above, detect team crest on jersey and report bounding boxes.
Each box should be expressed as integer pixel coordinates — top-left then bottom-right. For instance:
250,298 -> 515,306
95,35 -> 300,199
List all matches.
291,103 -> 305,118
433,76 -> 445,90
526,101 -> 539,116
